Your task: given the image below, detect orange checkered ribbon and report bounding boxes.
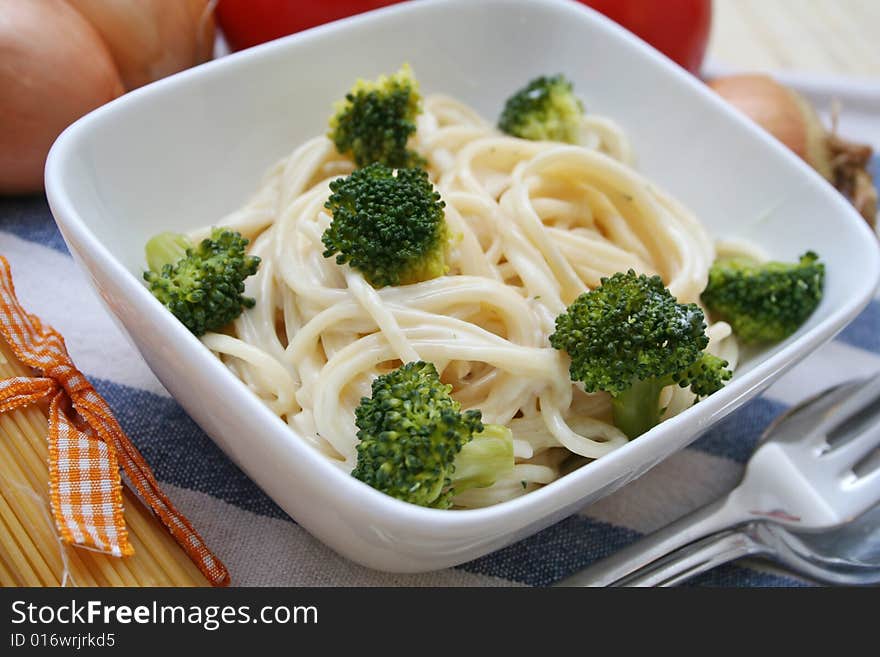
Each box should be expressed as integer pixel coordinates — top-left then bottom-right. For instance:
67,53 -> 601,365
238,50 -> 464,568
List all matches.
0,256 -> 229,586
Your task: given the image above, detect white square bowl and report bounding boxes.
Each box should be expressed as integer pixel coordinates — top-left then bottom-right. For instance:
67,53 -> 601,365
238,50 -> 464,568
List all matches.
45,0 -> 880,573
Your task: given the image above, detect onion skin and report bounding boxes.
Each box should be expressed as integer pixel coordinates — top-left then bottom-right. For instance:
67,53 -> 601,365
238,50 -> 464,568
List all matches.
187,0 -> 217,65
69,0 -> 215,91
710,73 -> 877,227
0,0 -> 124,194
708,74 -> 832,180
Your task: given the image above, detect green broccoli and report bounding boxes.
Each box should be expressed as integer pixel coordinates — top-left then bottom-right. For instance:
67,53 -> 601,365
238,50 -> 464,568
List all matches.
550,270 -> 731,439
700,251 -> 825,344
351,361 -> 514,508
322,162 -> 448,287
143,228 -> 260,336
497,74 -> 585,144
328,63 -> 424,168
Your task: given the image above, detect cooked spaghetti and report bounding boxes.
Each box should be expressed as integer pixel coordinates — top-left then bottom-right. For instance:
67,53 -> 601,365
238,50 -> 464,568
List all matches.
193,86 -> 738,508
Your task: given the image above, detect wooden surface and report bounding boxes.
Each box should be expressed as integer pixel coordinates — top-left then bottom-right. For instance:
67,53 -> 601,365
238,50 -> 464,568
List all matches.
708,0 -> 880,77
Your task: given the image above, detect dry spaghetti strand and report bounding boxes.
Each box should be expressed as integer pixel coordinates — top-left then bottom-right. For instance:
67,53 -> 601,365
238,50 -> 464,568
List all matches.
0,258 -> 220,586
0,335 -> 211,587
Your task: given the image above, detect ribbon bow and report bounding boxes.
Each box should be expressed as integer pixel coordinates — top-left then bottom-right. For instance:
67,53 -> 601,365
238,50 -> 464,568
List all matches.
0,256 -> 229,586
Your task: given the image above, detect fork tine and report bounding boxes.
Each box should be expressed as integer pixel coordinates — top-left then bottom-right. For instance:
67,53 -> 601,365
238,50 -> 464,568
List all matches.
823,422 -> 880,470
820,373 -> 880,439
847,466 -> 880,507
853,446 -> 880,479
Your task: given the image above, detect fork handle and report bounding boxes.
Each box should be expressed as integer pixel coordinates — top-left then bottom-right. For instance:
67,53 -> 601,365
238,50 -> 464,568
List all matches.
611,526 -> 770,586
555,496 -> 744,587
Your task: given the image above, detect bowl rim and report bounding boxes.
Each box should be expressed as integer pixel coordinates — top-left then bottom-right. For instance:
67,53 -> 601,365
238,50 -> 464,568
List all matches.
44,0 -> 880,537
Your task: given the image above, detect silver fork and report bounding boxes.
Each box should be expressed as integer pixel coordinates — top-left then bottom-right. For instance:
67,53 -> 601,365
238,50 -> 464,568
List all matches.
606,503 -> 880,586
556,373 -> 880,587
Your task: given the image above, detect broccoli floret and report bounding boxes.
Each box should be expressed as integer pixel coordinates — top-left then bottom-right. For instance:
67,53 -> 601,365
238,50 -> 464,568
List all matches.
351,361 -> 514,508
681,352 -> 733,398
322,163 -> 448,287
328,63 -> 423,168
700,252 -> 825,344
143,228 -> 260,336
497,74 -> 585,144
549,270 -> 731,439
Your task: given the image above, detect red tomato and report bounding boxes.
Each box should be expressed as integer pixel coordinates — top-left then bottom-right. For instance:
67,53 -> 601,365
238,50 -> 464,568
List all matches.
216,0 -> 404,52
579,0 -> 712,74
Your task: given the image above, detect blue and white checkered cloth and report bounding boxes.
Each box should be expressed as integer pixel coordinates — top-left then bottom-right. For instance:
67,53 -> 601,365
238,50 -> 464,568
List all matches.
1,159 -> 878,586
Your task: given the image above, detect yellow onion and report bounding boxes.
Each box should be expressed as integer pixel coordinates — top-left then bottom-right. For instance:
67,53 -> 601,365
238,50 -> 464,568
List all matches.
709,74 -> 832,179
709,74 -> 876,226
68,0 -> 215,91
0,0 -> 124,194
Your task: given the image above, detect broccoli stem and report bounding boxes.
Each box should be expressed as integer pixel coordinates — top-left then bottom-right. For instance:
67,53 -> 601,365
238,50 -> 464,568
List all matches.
611,378 -> 668,440
451,423 -> 514,494
145,232 -> 192,273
